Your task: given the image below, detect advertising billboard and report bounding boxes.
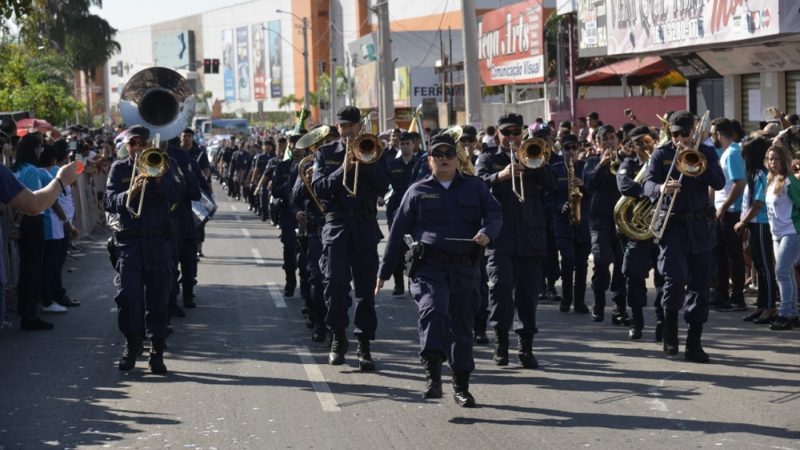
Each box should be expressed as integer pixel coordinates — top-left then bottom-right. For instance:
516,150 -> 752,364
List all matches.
477,0 -> 547,86
153,30 -> 194,69
267,20 -> 283,98
236,26 -> 250,101
252,24 -> 267,101
577,0 -> 608,57
222,29 -> 236,101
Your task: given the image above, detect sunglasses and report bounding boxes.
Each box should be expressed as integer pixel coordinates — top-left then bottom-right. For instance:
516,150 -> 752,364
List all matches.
129,138 -> 144,146
500,128 -> 523,137
460,136 -> 477,143
675,129 -> 692,138
431,148 -> 457,160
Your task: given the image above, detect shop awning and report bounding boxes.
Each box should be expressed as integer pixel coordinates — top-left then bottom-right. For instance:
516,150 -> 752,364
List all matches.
576,56 -> 674,86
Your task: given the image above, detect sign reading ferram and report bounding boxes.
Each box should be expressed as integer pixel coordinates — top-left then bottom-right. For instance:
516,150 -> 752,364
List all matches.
478,1 -> 549,86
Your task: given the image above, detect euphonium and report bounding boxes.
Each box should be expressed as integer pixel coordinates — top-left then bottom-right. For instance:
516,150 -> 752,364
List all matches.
613,134 -> 656,240
510,136 -> 552,202
295,125 -> 330,213
443,125 -> 475,175
649,111 -> 710,243
343,122 -> 383,197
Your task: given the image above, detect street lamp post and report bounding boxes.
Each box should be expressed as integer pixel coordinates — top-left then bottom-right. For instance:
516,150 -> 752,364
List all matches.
276,9 -> 309,112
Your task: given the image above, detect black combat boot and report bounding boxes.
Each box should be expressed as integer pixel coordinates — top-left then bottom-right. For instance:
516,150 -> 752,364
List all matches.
311,323 -> 328,343
421,354 -> 443,399
148,338 -> 167,374
356,336 -> 375,371
517,332 -> 538,369
559,289 -> 573,313
684,322 -> 710,363
663,310 -> 679,356
328,329 -> 348,365
611,305 -> 631,326
629,307 -> 644,340
591,290 -> 605,322
118,334 -> 144,372
452,372 -> 475,407
474,316 -> 489,344
654,306 -> 665,342
493,328 -> 509,366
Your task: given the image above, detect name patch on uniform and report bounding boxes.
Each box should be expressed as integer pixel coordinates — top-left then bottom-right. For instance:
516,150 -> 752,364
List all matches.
325,160 -> 342,166
557,176 -> 567,181
420,193 -> 440,199
121,177 -> 131,184
391,169 -> 404,173
662,159 -> 673,166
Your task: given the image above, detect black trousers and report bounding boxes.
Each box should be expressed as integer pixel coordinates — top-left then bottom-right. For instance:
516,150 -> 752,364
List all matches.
42,238 -> 67,306
715,211 -> 745,303
17,215 -> 45,319
748,222 -> 777,309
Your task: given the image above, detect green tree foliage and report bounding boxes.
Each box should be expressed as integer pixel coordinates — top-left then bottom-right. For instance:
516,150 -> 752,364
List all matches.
0,0 -> 32,30
0,40 -> 81,123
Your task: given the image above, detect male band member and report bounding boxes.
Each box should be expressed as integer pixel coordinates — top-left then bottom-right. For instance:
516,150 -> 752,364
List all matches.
251,140 -> 275,220
167,134 -> 204,311
546,134 -> 591,314
616,126 -> 664,340
183,129 -> 212,257
531,128 -> 563,303
643,111 -> 725,362
376,132 -> 502,406
383,132 -> 418,295
221,137 -> 237,196
312,106 -> 389,370
583,125 -> 628,324
105,126 -> 181,374
476,113 -> 556,368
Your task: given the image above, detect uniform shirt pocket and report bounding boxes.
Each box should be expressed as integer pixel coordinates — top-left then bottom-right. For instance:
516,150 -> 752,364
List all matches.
418,198 -> 446,226
458,198 -> 481,224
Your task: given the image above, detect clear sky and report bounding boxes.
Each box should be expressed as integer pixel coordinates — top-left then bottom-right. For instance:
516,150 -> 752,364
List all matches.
91,0 -> 243,31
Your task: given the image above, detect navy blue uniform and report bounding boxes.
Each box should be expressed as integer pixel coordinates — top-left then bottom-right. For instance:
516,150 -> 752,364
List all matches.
273,158 -> 309,295
378,173 -> 502,372
105,156 -> 181,340
643,141 -> 725,323
263,155 -> 280,222
541,153 -> 563,296
189,144 -> 211,247
312,140 -> 389,340
546,157 -> 591,310
476,148 -> 556,335
167,146 -> 203,307
617,156 -> 664,320
410,151 -> 431,182
384,152 -> 418,289
583,153 -> 626,315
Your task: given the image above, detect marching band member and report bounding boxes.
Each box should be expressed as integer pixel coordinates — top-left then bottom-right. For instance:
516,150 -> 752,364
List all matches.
643,111 -> 725,362
376,132 -> 502,406
475,113 -> 556,368
312,106 -> 389,370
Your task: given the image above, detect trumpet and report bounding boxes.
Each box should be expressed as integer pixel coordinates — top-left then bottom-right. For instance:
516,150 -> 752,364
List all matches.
510,136 -> 551,203
126,141 -> 169,219
649,111 -> 710,243
343,123 -> 383,197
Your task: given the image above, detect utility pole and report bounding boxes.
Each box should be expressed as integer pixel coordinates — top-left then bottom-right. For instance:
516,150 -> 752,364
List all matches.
329,0 -> 337,124
373,1 -> 395,130
302,16 -> 310,112
460,0 -> 482,128
568,13 -> 576,121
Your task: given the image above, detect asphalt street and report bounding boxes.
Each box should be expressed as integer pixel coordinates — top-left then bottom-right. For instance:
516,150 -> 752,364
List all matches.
1,182 -> 798,449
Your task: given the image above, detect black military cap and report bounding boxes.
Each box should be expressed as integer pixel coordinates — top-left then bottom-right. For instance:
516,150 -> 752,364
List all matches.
277,136 -> 287,143
629,125 -> 652,141
595,125 -> 616,138
460,125 -> 478,138
336,106 -> 361,124
498,113 -> 524,130
560,133 -> 579,145
182,127 -> 194,135
669,110 -> 695,132
532,127 -> 551,139
399,131 -> 413,141
429,132 -> 456,151
125,125 -> 150,141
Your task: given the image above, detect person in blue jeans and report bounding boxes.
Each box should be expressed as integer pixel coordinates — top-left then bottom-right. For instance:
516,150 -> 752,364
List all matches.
764,145 -> 800,330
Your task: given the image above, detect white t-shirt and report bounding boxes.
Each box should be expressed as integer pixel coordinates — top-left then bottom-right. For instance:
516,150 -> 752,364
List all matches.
765,179 -> 796,239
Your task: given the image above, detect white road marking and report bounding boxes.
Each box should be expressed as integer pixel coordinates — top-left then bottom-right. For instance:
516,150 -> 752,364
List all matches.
266,282 -> 287,308
647,370 -> 687,412
251,248 -> 264,265
296,346 -> 341,412
235,215 -> 242,222
231,205 -> 238,211
241,228 -> 251,238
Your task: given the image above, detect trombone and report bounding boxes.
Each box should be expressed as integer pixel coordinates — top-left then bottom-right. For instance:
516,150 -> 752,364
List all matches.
125,134 -> 169,219
509,132 -> 551,202
343,118 -> 382,197
649,111 -> 710,243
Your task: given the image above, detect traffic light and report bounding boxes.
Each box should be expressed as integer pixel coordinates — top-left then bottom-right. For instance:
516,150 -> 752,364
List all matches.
212,59 -> 220,74
203,59 -> 211,74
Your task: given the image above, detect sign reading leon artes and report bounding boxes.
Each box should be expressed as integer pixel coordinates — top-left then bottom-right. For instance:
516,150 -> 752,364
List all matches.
478,1 -> 549,86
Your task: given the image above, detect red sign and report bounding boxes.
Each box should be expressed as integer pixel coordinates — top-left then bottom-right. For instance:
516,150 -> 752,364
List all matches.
477,1 -> 548,86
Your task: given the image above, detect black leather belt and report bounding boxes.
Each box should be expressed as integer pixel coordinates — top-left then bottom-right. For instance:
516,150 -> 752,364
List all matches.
114,226 -> 173,241
422,244 -> 478,266
324,202 -> 377,222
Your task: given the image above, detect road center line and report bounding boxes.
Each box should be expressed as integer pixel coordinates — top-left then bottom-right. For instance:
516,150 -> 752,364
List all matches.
296,346 -> 341,412
241,228 -> 251,238
251,248 -> 265,265
267,282 -> 287,308
235,215 -> 242,222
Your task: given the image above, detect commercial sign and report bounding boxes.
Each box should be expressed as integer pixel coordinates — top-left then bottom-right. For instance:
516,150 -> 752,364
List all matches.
577,0 -> 608,57
153,30 -> 194,69
222,29 -> 236,101
236,26 -> 250,101
252,24 -> 267,101
477,1 -> 547,86
410,67 -> 464,107
601,0 -> 785,56
267,20 -> 282,98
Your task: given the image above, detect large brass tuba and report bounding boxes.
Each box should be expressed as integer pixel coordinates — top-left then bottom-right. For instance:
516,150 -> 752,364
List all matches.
649,111 -> 710,243
613,134 -> 656,240
510,134 -> 552,202
442,125 -> 475,175
343,118 -> 383,197
120,67 -> 193,218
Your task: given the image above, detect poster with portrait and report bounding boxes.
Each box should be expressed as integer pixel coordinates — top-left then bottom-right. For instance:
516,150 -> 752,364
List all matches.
222,29 -> 235,101
236,26 -> 250,101
252,24 -> 267,101
267,20 -> 282,98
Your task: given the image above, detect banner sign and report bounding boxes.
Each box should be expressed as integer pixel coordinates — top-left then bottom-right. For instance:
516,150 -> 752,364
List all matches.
222,29 -> 236,101
603,0 -> 782,56
267,20 -> 283,98
478,0 -> 546,86
252,24 -> 267,101
236,26 -> 250,101
153,30 -> 194,69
